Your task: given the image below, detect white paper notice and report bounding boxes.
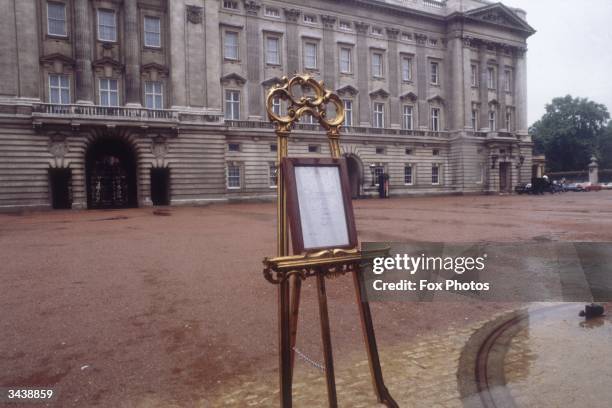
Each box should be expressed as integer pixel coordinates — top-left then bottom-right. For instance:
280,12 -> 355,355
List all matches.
294,165 -> 349,249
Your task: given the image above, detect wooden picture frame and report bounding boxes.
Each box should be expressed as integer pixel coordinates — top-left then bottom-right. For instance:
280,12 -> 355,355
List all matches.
282,157 -> 358,254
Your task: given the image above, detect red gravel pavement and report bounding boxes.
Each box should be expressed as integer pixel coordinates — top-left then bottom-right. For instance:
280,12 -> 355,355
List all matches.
1,192 -> 610,407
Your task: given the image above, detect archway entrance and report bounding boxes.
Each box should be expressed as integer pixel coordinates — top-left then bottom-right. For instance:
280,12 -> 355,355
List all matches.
345,154 -> 363,198
86,138 -> 138,209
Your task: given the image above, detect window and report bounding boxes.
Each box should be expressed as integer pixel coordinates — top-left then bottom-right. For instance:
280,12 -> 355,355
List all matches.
504,69 -> 512,92
99,78 -> 119,106
432,149 -> 439,156
402,105 -> 413,130
227,164 -> 241,189
372,52 -> 383,78
373,103 -> 385,128
430,61 -> 439,84
271,96 -> 281,115
302,113 -> 315,124
404,165 -> 413,185
428,38 -> 438,46
269,164 -> 278,187
47,2 -> 67,36
401,32 -> 412,41
49,74 -> 70,104
308,144 -> 320,153
343,100 -> 353,127
224,31 -> 239,60
144,81 -> 163,109
303,14 -> 316,24
339,21 -> 351,31
505,111 -> 512,130
431,107 -> 440,131
489,110 -> 496,131
225,90 -> 240,120
487,67 -> 496,89
223,1 -> 238,10
376,147 -> 385,155
401,56 -> 412,81
405,148 -> 413,155
371,26 -> 382,35
264,7 -> 280,17
476,163 -> 484,184
144,16 -> 161,47
431,164 -> 440,185
339,47 -> 352,73
270,144 -> 277,152
97,9 -> 117,42
304,42 -> 317,69
228,143 -> 240,152
266,36 -> 280,65
373,165 -> 384,185
471,109 -> 478,129
471,64 -> 478,87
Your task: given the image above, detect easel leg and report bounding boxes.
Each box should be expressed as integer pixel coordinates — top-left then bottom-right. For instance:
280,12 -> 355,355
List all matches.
316,273 -> 338,408
279,279 -> 293,407
352,270 -> 399,408
289,276 -> 302,382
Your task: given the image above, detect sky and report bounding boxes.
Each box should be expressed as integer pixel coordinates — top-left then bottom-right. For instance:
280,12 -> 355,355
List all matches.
500,0 -> 612,125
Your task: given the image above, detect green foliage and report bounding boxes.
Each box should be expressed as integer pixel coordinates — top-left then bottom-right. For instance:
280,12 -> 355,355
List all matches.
530,95 -> 610,172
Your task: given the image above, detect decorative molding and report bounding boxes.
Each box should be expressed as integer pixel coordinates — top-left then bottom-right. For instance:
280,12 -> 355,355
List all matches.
354,21 -> 369,35
427,95 -> 445,105
220,72 -> 247,86
464,3 -> 536,35
140,63 -> 169,76
243,0 -> 261,16
336,85 -> 359,96
414,33 -> 427,45
385,27 -> 400,40
186,5 -> 203,24
40,53 -> 76,68
369,88 -> 390,99
283,8 -> 301,22
92,57 -> 124,71
400,91 -> 417,102
151,136 -> 169,159
261,76 -> 283,88
48,134 -> 69,159
321,15 -> 337,29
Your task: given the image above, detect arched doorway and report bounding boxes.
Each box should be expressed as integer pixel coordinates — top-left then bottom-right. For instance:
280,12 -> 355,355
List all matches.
345,154 -> 363,198
86,138 -> 138,209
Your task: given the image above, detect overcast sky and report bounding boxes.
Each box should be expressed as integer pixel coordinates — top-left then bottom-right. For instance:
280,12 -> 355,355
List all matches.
501,0 -> 612,125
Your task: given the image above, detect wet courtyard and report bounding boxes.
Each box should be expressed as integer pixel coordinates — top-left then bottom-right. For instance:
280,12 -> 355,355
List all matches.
1,192 -> 611,407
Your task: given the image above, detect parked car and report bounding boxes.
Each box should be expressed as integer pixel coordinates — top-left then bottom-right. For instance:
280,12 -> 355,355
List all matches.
515,182 -> 532,194
566,183 -> 586,192
585,184 -> 603,192
601,182 -> 612,190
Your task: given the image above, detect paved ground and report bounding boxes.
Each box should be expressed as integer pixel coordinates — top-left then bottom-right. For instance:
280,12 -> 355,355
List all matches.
1,192 -> 611,407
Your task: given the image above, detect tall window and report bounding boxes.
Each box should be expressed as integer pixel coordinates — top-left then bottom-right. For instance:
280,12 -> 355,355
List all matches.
227,164 -> 241,189
271,96 -> 281,115
47,2 -> 67,36
266,37 -> 280,65
471,64 -> 478,87
372,53 -> 383,77
97,9 -> 117,42
343,99 -> 353,127
505,111 -> 512,130
431,164 -> 440,185
339,47 -> 352,73
224,31 -> 239,60
144,81 -> 163,109
401,56 -> 412,81
99,78 -> 119,106
304,42 -> 317,69
373,103 -> 385,128
49,74 -> 70,104
404,165 -> 413,185
487,67 -> 496,89
504,69 -> 512,92
471,109 -> 478,130
373,165 -> 384,185
431,107 -> 440,131
225,90 -> 240,120
489,110 -> 496,131
430,61 -> 439,84
269,164 -> 278,187
144,16 -> 161,47
402,105 -> 413,130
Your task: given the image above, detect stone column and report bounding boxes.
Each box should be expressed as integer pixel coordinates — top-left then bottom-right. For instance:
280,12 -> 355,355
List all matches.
514,47 -> 528,135
244,0 -> 262,119
74,0 -> 93,103
124,0 -> 141,106
355,22 -> 370,127
386,28 -> 400,128
168,1 -> 186,108
321,15 -> 337,90
588,156 -> 599,184
496,46 -> 507,130
415,34 -> 428,130
204,1 -> 220,110
462,37 -> 474,129
478,41 -> 489,130
448,34 -> 465,131
284,9 -> 301,74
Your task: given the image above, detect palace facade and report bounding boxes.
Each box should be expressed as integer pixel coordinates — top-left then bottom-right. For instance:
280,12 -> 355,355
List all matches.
0,0 -> 535,210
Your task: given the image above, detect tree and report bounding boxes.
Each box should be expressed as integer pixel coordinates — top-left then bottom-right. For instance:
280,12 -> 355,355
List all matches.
530,95 -> 610,172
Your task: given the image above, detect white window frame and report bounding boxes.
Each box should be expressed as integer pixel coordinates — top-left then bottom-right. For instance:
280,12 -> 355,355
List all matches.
489,110 -> 496,131
504,69 -> 512,92
224,31 -> 239,60
471,109 -> 478,130
431,164 -> 440,185
272,96 -> 281,115
226,163 -> 241,189
303,42 -> 318,69
431,107 -> 440,131
373,102 -> 385,128
303,14 -> 316,24
339,47 -> 352,74
97,9 -> 117,42
99,78 -> 119,106
487,67 -> 496,89
339,21 -> 351,31
264,7 -> 280,18
372,52 -> 384,78
373,165 -> 385,186
47,1 -> 67,37
471,64 -> 478,87
265,36 -> 281,65
144,81 -> 163,109
402,105 -> 413,130
401,56 -> 412,82
430,61 -> 439,85
224,90 -> 240,120
143,16 -> 161,48
223,1 -> 239,10
404,164 -> 413,185
49,74 -> 70,104
343,99 -> 353,127
269,163 -> 278,188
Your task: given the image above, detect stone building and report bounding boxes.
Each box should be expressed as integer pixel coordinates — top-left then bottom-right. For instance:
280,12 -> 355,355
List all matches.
0,0 -> 534,210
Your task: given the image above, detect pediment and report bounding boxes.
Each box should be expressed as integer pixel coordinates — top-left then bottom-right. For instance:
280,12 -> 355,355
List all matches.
92,57 -> 124,70
369,88 -> 389,99
40,53 -> 75,67
261,76 -> 283,88
220,72 -> 246,86
400,91 -> 417,102
428,95 -> 445,105
464,3 -> 535,35
141,63 -> 169,75
336,85 -> 358,96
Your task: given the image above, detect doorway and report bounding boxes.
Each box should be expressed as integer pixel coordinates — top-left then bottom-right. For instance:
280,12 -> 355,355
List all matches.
150,168 -> 170,206
345,154 -> 362,198
49,168 -> 72,209
499,162 -> 511,192
86,138 -> 138,209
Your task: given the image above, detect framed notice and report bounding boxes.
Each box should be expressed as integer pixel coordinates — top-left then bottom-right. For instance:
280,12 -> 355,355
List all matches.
282,158 -> 358,253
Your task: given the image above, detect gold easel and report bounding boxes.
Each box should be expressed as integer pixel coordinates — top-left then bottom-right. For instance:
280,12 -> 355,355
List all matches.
262,75 -> 398,407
